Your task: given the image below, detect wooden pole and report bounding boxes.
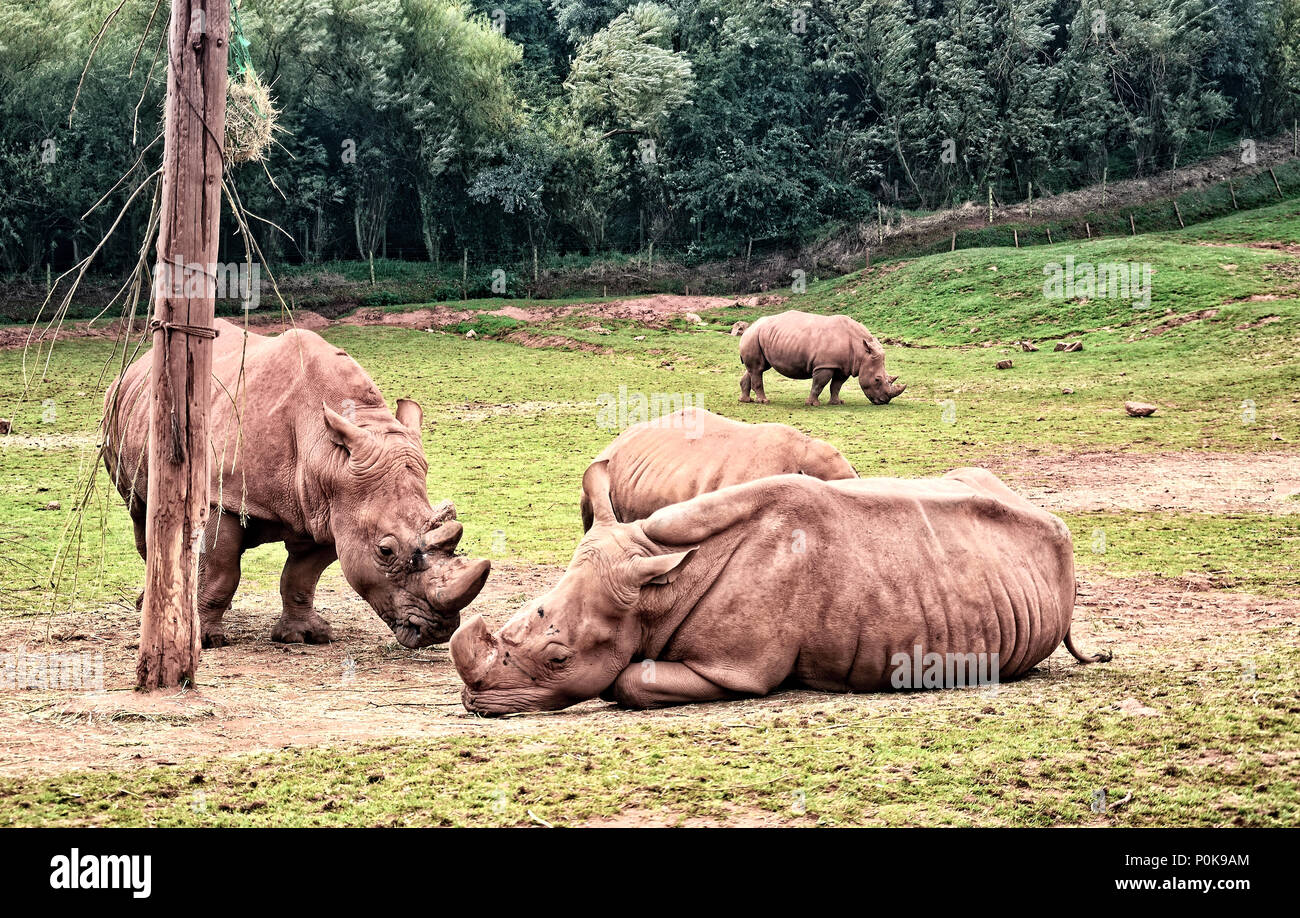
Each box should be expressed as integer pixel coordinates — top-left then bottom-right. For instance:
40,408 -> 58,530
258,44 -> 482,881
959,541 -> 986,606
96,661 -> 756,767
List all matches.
1173,201 -> 1184,228
138,0 -> 228,690
1228,178 -> 1238,209
1270,167 -> 1284,199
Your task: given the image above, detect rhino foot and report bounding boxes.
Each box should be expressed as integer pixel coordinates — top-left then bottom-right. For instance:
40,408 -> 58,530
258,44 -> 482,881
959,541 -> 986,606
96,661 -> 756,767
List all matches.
201,628 -> 229,649
805,397 -> 821,407
271,612 -> 335,645
828,397 -> 845,406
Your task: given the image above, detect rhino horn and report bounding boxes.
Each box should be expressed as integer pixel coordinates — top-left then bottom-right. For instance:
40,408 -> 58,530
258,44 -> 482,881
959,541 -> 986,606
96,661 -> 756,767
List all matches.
450,614 -> 498,686
422,519 -> 464,553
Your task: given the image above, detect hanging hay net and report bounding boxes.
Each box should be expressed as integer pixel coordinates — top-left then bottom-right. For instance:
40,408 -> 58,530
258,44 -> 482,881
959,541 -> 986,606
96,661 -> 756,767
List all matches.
224,70 -> 276,164
223,3 -> 277,165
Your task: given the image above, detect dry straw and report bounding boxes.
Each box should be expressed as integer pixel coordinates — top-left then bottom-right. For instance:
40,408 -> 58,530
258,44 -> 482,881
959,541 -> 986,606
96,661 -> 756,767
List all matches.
224,69 -> 277,165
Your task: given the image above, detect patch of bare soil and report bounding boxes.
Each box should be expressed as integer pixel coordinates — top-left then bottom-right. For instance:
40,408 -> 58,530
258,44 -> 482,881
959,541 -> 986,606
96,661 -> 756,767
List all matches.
986,450 -> 1300,514
0,294 -> 760,351
0,555 -> 1296,777
502,332 -> 611,354
0,310 -> 332,351
336,294 -> 742,333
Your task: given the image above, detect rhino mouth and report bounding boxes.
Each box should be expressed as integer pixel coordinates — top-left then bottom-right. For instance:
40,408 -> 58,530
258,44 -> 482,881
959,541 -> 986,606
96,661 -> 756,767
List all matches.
384,557 -> 492,648
461,685 -> 564,717
393,613 -> 460,648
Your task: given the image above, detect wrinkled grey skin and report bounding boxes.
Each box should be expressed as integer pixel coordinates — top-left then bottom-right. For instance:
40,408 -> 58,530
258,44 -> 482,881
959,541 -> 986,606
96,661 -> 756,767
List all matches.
739,310 -> 906,406
103,319 -> 490,649
451,462 -> 1107,716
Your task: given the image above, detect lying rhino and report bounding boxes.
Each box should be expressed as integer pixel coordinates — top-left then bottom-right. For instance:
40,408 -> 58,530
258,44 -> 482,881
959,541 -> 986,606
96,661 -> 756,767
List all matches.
103,319 -> 490,649
581,407 -> 857,530
451,462 -> 1107,714
739,310 -> 905,406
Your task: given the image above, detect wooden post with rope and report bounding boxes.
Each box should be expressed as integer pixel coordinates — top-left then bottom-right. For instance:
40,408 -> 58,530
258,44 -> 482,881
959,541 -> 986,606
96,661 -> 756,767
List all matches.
137,0 -> 228,690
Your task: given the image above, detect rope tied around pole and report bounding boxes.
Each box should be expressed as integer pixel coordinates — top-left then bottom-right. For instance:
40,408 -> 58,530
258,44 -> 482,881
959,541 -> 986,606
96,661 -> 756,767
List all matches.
149,319 -> 218,339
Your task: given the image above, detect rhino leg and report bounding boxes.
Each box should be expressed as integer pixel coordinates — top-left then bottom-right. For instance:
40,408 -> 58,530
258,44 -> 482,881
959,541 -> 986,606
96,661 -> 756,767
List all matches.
605,661 -> 740,709
198,512 -> 244,649
740,359 -> 769,404
271,543 -> 338,644
806,369 -> 835,406
828,372 -> 847,406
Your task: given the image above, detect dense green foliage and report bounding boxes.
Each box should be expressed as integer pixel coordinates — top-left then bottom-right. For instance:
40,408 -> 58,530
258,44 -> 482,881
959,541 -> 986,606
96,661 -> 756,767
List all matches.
2,0 -> 1298,273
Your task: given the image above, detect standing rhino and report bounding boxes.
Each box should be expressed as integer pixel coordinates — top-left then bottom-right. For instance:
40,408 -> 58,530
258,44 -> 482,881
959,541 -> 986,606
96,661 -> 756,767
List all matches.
104,319 -> 490,649
739,310 -> 906,406
451,462 -> 1107,714
581,406 -> 856,530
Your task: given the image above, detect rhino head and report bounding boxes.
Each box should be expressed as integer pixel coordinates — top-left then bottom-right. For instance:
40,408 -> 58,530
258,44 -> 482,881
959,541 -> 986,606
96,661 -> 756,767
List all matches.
452,461 -> 691,715
322,398 -> 491,647
857,337 -> 906,405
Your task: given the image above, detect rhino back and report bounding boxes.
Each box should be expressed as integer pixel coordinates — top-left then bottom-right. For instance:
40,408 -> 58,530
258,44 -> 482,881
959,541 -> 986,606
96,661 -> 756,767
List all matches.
754,311 -> 858,377
103,319 -> 390,537
601,409 -> 852,521
654,474 -> 1074,693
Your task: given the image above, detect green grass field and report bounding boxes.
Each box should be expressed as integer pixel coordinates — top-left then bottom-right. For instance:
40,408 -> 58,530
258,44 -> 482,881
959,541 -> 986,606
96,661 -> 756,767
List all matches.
0,197 -> 1297,826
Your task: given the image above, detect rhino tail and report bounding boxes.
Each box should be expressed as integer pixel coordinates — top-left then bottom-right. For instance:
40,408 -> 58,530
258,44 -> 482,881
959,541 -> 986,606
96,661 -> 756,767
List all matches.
1064,626 -> 1112,664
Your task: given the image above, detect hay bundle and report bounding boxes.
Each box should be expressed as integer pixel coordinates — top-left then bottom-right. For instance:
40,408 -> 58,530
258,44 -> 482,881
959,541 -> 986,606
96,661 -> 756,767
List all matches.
224,70 -> 277,165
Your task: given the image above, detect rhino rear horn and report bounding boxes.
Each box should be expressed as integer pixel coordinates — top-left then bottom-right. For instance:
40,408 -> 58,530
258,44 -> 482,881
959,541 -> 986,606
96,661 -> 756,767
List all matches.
582,460 -> 617,527
422,520 -> 464,553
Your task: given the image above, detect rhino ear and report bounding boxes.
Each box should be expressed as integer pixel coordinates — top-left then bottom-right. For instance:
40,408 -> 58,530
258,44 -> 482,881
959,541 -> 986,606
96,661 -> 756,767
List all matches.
629,549 -> 694,587
395,398 -> 423,433
322,402 -> 374,456
582,460 -> 617,527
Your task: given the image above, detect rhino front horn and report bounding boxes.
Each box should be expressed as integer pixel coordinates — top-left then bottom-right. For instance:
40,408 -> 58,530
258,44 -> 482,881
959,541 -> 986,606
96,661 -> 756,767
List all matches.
450,614 -> 497,686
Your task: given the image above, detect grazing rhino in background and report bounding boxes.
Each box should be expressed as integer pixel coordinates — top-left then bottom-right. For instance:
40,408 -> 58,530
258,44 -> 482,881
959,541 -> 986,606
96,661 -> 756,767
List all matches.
103,319 -> 491,649
580,407 -> 858,530
739,310 -> 906,406
451,462 -> 1108,714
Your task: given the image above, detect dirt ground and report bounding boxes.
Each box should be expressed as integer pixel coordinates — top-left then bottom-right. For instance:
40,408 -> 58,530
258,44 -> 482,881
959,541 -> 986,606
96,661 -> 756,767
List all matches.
0,293 -> 772,351
986,450 -> 1300,514
1,449 -> 1297,779
2,562 -> 1295,779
